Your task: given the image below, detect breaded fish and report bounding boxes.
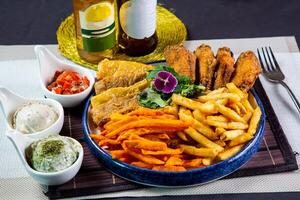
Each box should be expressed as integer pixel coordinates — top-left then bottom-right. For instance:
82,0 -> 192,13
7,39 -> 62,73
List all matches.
164,45 -> 196,82
214,47 -> 235,89
95,59 -> 153,94
194,44 -> 217,90
91,80 -> 148,126
231,51 -> 262,92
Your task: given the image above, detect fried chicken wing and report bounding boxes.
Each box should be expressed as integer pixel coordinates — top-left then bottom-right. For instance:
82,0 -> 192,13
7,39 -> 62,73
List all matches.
194,44 -> 217,90
231,51 -> 262,92
214,47 -> 235,89
164,45 -> 196,82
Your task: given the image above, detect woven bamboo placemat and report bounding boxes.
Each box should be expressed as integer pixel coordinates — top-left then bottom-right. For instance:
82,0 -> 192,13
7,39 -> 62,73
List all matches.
45,78 -> 298,199
56,6 -> 187,70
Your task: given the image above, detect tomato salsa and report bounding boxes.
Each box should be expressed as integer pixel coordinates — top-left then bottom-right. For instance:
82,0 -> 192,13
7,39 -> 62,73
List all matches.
47,70 -> 90,95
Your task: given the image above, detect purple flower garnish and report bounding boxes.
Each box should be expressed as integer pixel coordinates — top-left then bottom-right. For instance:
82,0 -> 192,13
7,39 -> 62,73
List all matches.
153,71 -> 178,94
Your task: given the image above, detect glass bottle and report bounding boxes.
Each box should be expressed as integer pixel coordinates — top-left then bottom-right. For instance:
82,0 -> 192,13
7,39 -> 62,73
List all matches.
117,0 -> 158,56
72,0 -> 118,64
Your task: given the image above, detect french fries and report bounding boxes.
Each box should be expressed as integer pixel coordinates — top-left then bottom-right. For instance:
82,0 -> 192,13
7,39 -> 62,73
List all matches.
217,145 -> 244,160
91,82 -> 262,172
216,103 -> 246,123
105,119 -> 190,138
226,82 -> 247,99
197,93 -> 241,103
247,107 -> 262,135
184,127 -> 224,153
179,111 -> 217,140
172,94 -> 218,114
141,148 -> 183,155
229,133 -> 254,147
220,130 -> 244,141
180,144 -> 218,158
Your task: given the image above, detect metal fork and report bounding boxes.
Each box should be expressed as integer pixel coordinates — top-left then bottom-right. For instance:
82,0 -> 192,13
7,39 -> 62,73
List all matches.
257,47 -> 300,114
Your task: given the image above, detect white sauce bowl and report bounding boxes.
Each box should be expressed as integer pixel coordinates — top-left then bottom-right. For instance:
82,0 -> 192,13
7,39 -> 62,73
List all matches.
35,45 -> 95,108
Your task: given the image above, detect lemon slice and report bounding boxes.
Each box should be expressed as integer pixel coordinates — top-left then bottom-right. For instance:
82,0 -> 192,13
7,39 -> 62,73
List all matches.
85,2 -> 112,22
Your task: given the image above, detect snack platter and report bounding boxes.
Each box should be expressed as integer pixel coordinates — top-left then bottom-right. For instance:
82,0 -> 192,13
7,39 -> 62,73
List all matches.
83,42 -> 265,180
82,87 -> 266,186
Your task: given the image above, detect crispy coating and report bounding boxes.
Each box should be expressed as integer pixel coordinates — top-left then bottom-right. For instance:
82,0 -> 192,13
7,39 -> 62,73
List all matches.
164,45 -> 196,82
231,51 -> 262,92
95,59 -> 153,94
214,47 -> 235,89
91,80 -> 148,126
194,44 -> 217,90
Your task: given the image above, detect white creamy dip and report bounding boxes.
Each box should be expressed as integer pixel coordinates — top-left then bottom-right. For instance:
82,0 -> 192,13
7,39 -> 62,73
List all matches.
13,103 -> 58,134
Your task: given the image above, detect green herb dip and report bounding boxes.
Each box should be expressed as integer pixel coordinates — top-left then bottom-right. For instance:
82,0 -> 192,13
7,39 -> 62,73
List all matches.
26,135 -> 80,173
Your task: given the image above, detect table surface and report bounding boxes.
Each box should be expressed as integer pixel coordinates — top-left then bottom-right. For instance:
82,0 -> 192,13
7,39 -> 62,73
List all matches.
1,37 -> 300,200
0,0 -> 300,46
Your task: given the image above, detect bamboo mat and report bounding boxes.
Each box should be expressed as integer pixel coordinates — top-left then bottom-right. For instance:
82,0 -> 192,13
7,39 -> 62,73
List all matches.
46,79 -> 298,199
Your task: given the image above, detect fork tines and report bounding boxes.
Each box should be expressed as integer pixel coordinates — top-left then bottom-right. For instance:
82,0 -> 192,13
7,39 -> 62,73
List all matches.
257,47 -> 282,73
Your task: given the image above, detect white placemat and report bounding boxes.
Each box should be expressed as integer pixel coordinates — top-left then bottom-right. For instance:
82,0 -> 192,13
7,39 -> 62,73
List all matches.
1,36 -> 300,199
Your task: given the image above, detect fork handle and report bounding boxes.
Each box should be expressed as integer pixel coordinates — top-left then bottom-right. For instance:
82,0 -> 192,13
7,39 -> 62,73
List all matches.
279,80 -> 300,114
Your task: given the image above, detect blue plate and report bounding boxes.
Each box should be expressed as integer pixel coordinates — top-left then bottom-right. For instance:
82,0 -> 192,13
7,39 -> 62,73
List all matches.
82,90 -> 266,187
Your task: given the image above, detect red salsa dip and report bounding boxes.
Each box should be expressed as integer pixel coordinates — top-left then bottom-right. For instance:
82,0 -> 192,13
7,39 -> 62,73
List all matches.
47,70 -> 90,95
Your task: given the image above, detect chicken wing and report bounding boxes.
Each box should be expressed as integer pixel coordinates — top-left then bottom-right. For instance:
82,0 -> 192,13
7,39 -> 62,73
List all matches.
194,44 -> 217,90
214,47 -> 235,89
164,45 -> 196,82
231,51 -> 262,92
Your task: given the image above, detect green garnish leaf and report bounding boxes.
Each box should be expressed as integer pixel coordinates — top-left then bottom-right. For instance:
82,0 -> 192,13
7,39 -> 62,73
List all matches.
177,84 -> 205,98
139,64 -> 205,108
138,88 -> 169,108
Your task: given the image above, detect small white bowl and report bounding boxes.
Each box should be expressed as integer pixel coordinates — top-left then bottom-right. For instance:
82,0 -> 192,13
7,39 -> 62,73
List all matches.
1,87 -> 83,185
6,130 -> 83,186
0,87 -> 64,140
34,45 -> 95,108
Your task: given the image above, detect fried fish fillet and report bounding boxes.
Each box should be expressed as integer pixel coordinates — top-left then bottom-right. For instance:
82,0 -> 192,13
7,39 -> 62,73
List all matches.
91,80 -> 148,126
94,59 -> 153,94
214,47 -> 235,89
164,45 -> 196,82
194,44 -> 217,90
231,51 -> 262,92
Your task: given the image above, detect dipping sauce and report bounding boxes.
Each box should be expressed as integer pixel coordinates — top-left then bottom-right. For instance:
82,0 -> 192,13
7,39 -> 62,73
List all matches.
13,103 -> 58,134
47,70 -> 90,95
26,135 -> 80,172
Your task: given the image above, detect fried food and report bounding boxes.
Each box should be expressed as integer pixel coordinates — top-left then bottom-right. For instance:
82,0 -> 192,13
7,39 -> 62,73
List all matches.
164,45 -> 196,82
180,144 -> 218,158
90,80 -> 148,126
194,44 -> 217,90
172,94 -> 218,114
163,43 -> 261,92
247,107 -> 262,135
231,51 -> 262,92
217,145 -> 244,161
91,83 -> 262,171
214,47 -> 235,89
94,59 -> 153,94
184,127 -> 224,153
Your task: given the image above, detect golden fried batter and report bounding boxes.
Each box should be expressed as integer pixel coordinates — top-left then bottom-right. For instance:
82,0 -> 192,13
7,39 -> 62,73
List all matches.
95,59 -> 153,94
91,80 -> 148,126
214,47 -> 235,89
194,44 -> 217,90
164,45 -> 196,82
231,51 -> 262,92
